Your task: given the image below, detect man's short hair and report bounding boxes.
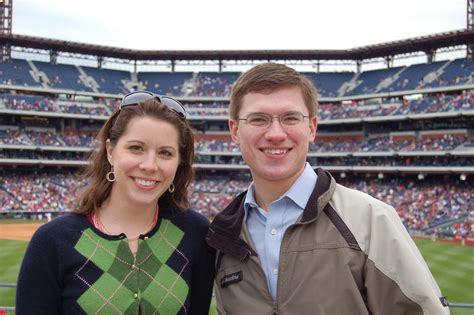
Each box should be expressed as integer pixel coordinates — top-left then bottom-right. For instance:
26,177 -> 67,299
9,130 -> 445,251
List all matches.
229,63 -> 318,119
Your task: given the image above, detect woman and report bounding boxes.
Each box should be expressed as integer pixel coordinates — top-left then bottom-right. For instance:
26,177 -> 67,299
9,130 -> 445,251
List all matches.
16,91 -> 215,314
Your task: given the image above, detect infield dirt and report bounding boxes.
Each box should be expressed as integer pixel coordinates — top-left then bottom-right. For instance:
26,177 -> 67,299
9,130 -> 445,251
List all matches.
0,224 -> 41,241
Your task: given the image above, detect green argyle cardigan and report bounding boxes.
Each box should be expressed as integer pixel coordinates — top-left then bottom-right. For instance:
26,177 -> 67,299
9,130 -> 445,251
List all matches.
16,204 -> 215,315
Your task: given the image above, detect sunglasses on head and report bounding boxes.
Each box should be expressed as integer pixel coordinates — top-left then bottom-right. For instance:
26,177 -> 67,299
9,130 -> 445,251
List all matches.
120,91 -> 187,119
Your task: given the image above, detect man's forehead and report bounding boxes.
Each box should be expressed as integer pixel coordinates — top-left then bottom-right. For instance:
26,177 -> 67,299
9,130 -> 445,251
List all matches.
240,87 -> 306,112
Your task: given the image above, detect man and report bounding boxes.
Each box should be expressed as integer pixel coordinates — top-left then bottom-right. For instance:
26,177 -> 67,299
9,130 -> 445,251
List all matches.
206,63 -> 449,314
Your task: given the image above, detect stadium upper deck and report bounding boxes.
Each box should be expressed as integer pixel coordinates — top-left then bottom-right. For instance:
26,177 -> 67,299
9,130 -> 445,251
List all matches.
0,57 -> 472,98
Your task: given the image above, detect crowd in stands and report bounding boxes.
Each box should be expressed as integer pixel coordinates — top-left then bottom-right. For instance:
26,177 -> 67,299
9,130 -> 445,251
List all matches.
0,129 -> 96,148
1,130 -> 471,167
62,130 -> 97,147
1,172 -> 471,237
307,156 -> 473,167
139,72 -> 193,96
192,155 -> 474,167
338,178 -> 472,234
57,103 -> 110,116
318,102 -> 398,120
25,130 -> 65,146
1,58 -> 472,97
421,59 -> 473,89
0,129 -> 33,145
2,94 -> 57,112
194,135 -> 467,154
0,150 -> 88,161
189,177 -> 249,217
195,140 -> 241,152
191,73 -> 239,97
442,221 -> 473,239
0,173 -> 80,212
2,92 -> 472,120
195,155 -> 246,165
392,92 -> 472,115
0,59 -> 40,87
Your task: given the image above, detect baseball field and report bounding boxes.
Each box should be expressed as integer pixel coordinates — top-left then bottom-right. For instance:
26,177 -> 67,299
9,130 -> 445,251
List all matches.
1,220 -> 472,314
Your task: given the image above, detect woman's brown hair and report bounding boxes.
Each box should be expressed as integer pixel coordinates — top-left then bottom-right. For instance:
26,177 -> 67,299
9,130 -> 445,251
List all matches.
74,98 -> 194,213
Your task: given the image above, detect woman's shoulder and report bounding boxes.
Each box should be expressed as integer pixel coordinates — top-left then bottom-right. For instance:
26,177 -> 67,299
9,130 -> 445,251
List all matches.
32,212 -> 89,238
184,208 -> 210,224
181,208 -> 210,224
167,208 -> 210,233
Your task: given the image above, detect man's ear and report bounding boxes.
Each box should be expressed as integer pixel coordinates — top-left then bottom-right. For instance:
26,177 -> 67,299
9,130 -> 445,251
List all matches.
105,139 -> 114,165
229,119 -> 240,144
309,116 -> 318,142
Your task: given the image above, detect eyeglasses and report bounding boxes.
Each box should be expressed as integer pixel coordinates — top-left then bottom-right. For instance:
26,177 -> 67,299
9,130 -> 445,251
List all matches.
238,111 -> 309,128
120,91 -> 187,119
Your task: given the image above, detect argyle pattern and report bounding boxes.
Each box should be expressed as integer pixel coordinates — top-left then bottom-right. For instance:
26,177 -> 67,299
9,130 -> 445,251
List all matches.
74,219 -> 189,314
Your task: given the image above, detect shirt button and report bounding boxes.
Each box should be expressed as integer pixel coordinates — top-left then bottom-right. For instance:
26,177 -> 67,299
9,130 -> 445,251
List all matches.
133,293 -> 139,299
273,269 -> 278,275
271,228 -> 277,235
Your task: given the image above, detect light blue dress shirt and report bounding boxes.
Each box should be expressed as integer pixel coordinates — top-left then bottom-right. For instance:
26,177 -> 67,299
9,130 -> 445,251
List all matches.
244,163 -> 317,300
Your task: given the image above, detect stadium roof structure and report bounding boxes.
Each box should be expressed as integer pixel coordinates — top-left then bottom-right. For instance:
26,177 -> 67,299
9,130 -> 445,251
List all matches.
0,29 -> 473,62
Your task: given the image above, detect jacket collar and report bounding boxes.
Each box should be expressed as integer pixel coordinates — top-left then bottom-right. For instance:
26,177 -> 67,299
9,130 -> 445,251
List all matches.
206,168 -> 336,259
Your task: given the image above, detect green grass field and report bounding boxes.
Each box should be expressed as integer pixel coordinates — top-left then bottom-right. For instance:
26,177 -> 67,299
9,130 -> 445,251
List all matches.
0,239 -> 28,310
1,226 -> 472,314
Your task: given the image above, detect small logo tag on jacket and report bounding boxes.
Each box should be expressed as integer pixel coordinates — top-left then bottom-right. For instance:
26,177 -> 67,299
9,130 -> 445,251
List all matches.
439,296 -> 449,307
220,271 -> 243,288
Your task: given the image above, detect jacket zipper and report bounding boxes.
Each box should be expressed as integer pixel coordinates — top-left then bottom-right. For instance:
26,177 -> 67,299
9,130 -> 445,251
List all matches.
273,220 -> 311,315
272,300 -> 278,315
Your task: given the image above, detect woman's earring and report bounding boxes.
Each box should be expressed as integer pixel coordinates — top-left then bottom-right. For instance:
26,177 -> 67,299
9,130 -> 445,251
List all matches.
168,183 -> 175,193
106,166 -> 116,182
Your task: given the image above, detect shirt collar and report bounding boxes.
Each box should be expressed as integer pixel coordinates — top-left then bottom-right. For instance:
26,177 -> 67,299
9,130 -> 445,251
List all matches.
244,162 -> 317,215
243,182 -> 258,220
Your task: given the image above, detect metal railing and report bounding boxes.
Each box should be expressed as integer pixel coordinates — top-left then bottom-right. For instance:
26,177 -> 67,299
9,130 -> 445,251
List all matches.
1,282 -> 473,312
0,283 -> 16,314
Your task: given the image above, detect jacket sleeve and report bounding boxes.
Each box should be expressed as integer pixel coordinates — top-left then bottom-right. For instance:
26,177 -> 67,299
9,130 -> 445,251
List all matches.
362,201 -> 450,314
333,186 -> 450,314
16,223 -> 62,315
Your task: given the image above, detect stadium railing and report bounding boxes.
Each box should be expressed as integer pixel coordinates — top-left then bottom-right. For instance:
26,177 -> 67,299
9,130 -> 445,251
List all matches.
1,282 -> 474,312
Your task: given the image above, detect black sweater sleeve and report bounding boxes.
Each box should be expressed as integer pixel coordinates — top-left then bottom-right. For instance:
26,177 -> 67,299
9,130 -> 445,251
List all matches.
16,222 -> 62,315
189,213 -> 216,315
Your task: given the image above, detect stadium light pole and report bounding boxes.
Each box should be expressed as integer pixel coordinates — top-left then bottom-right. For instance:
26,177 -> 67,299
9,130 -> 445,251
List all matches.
468,0 -> 473,60
0,0 -> 12,62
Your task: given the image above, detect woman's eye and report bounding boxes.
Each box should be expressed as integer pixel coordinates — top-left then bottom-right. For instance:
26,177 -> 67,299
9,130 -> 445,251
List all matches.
129,145 -> 143,151
158,150 -> 172,157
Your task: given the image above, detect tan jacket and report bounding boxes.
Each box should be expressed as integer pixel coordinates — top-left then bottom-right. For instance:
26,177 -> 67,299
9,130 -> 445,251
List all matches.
206,169 -> 449,315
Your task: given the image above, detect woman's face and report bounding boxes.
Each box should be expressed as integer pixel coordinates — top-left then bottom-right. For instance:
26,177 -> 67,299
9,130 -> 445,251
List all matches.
106,116 -> 181,209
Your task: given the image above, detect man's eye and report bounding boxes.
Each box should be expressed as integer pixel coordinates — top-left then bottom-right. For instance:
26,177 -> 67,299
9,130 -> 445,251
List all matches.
285,116 -> 299,121
282,114 -> 301,124
248,115 -> 268,125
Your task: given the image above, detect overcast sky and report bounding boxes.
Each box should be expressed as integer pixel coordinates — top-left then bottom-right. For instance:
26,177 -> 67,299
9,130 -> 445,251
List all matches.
12,0 -> 467,51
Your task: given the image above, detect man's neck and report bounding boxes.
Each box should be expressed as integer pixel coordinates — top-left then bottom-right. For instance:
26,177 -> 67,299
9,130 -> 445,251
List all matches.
252,166 -> 306,212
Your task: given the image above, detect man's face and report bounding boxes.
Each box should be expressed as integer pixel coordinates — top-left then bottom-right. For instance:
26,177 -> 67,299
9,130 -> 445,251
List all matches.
229,86 -> 317,190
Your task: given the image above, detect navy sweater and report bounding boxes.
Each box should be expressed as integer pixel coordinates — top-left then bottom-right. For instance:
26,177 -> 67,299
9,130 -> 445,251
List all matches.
16,205 -> 215,315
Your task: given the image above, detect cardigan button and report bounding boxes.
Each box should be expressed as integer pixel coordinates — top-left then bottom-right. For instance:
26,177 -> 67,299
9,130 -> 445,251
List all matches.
144,236 -> 149,241
133,293 -> 139,299
131,264 -> 136,269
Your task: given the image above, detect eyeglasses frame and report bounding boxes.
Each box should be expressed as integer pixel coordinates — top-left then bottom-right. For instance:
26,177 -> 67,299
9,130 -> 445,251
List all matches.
237,111 -> 310,128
